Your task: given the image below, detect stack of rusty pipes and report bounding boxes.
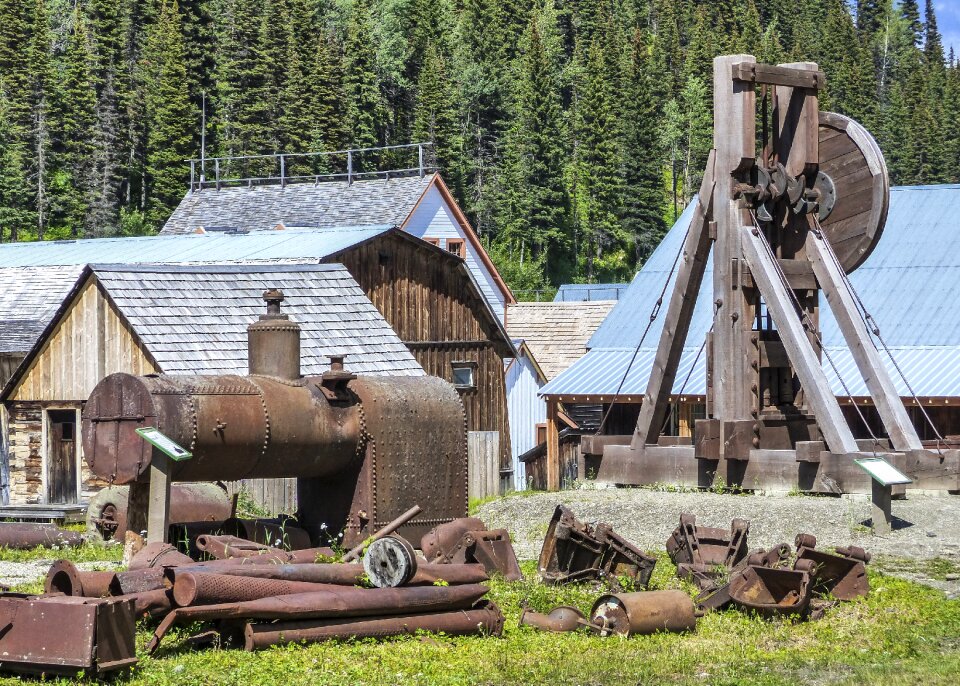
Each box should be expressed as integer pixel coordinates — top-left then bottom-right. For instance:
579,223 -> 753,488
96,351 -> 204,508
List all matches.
80,290 -> 469,546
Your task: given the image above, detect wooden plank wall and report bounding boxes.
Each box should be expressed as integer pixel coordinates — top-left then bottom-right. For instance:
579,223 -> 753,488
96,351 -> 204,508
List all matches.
467,431 -> 500,500
225,478 -> 297,516
334,236 -> 512,471
0,354 -> 24,389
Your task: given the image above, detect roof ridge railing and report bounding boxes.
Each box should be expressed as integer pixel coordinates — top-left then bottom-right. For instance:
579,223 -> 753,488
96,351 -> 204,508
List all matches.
187,142 -> 436,192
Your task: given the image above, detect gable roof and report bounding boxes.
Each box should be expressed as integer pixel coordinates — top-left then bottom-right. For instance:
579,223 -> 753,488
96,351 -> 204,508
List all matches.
541,184 -> 960,399
0,266 -> 87,354
505,301 -> 616,381
2,263 -> 423,399
161,175 -> 434,234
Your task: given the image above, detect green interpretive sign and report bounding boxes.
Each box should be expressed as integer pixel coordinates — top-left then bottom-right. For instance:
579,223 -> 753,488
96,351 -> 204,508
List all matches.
135,427 -> 193,461
855,457 -> 912,486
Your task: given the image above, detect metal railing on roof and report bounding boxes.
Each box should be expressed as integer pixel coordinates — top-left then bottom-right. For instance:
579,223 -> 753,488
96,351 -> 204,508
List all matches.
187,142 -> 436,192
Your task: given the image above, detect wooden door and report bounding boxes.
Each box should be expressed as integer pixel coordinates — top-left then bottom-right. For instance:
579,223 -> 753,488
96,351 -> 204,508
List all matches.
47,409 -> 78,504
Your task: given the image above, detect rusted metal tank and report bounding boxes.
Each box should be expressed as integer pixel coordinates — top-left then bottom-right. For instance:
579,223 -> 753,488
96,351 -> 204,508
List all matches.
589,591 -> 697,636
519,605 -> 585,632
81,291 -> 468,547
86,483 -> 232,541
0,522 -> 84,549
45,560 -> 115,598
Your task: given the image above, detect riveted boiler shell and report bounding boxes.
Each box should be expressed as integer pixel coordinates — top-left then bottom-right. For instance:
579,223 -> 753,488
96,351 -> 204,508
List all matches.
818,111 -> 890,273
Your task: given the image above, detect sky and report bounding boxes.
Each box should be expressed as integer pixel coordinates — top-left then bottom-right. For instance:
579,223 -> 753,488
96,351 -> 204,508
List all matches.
932,1 -> 960,59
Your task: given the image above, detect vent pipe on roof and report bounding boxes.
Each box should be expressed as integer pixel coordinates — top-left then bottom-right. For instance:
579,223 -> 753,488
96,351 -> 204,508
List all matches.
248,289 -> 301,379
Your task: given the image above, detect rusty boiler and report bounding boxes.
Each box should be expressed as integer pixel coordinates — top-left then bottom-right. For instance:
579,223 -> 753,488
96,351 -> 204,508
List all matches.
81,290 -> 468,546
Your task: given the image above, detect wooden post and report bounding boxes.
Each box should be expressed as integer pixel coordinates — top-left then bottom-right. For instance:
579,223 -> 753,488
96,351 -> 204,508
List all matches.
546,400 -> 560,491
712,55 -> 757,432
146,454 -> 171,544
871,480 -> 892,534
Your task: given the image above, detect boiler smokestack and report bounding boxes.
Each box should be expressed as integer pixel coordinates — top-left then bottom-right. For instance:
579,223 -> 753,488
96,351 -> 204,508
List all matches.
248,289 -> 301,379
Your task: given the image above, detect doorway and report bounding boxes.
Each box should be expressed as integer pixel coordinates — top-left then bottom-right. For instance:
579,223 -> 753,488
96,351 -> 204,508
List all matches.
46,409 -> 79,504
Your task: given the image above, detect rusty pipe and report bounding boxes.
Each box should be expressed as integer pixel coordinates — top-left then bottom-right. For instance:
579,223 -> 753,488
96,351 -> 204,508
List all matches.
169,561 -> 488,586
519,605 -> 585,632
341,505 -> 422,562
0,522 -> 83,549
45,560 -> 116,598
589,591 -> 697,637
171,572 -> 345,607
219,518 -> 313,550
128,542 -> 195,571
242,599 -> 504,650
149,583 -> 489,653
112,589 -> 174,619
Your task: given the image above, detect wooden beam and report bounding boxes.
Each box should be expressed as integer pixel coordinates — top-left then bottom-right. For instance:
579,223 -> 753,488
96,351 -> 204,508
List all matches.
146,453 -> 171,544
631,150 -> 716,450
806,230 -> 923,451
545,400 -> 560,491
740,225 -> 859,454
731,62 -> 826,89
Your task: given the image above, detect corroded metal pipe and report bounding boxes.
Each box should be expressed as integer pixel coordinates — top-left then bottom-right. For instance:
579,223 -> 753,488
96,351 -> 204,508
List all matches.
110,568 -> 169,595
171,572 -> 343,607
0,522 -> 83,549
169,562 -> 488,586
128,542 -> 195,571
341,506 -> 422,562
45,560 -> 115,598
590,591 -> 697,637
148,584 -> 489,653
219,518 -> 313,551
243,600 -> 505,650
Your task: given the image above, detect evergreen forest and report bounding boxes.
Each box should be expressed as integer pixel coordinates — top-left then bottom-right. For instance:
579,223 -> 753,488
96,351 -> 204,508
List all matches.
0,0 -> 957,294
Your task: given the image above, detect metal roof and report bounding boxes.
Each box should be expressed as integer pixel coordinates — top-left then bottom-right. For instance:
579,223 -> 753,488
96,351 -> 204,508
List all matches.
542,185 -> 960,398
161,174 -> 435,234
90,263 -> 423,377
554,283 -> 629,302
0,224 -> 395,268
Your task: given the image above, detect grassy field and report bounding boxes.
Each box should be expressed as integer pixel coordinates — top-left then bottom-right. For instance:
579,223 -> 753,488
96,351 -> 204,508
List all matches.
1,553 -> 958,685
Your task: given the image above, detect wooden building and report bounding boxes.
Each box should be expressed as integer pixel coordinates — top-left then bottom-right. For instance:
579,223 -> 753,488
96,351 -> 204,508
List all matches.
539,185 -> 960,490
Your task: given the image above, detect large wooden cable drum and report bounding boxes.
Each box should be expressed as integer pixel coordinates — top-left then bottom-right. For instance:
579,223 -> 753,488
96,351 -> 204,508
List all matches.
817,111 -> 889,273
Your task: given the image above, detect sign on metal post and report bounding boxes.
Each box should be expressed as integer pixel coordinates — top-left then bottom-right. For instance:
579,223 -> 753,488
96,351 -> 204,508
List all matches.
854,457 -> 912,486
135,427 -> 192,461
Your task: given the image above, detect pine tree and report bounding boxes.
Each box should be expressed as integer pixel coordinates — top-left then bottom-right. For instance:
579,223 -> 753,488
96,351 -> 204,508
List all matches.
0,85 -> 33,241
308,33 -> 348,159
819,0 -> 877,127
343,0 -> 383,158
899,0 -> 922,46
413,43 -> 461,188
622,28 -> 665,266
143,0 -> 193,229
0,0 -> 33,131
942,56 -> 960,183
25,0 -> 55,238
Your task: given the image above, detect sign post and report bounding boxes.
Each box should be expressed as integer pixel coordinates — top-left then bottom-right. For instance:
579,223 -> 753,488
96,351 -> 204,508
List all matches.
855,457 -> 912,534
135,428 -> 191,543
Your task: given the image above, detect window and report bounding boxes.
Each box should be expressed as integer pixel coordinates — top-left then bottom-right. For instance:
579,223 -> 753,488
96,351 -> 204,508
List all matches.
535,423 -> 547,445
446,238 -> 465,258
451,361 -> 477,390
424,237 -> 440,247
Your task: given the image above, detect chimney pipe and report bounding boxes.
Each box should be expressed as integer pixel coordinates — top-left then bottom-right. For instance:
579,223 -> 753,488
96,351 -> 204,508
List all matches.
248,289 -> 301,379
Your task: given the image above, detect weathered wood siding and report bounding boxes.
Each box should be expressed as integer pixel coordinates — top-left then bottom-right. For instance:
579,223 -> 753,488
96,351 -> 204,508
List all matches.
10,277 -> 157,402
0,354 -> 24,389
467,431 -> 500,500
333,235 -> 512,472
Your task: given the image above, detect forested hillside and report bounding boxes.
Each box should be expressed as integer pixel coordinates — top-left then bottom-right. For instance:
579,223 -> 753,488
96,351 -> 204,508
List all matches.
0,1 -> 956,292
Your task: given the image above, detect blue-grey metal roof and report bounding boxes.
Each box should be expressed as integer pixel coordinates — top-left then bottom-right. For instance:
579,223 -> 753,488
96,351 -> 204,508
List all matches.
542,185 -> 960,398
554,283 -> 629,302
0,224 -> 394,268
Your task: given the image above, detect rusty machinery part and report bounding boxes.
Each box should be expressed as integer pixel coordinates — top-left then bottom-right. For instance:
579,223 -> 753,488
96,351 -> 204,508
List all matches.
420,518 -> 523,581
195,534 -> 285,560
0,594 -> 137,676
82,372 -> 362,484
794,534 -> 871,600
111,589 -> 174,619
518,605 -> 586,633
0,522 -> 84,549
242,599 -> 505,650
745,543 -> 793,569
247,288 -> 301,380
128,542 -> 195,571
109,568 -> 169,596
168,521 -> 228,558
342,505 -> 423,563
728,566 -> 812,618
299,376 -> 468,548
538,505 -> 656,587
362,535 -> 418,588
816,111 -> 889,273
588,591 -> 698,638
665,513 -> 750,569
86,483 -> 231,542
148,584 -> 489,654
176,561 -> 489,587
220,517 -> 312,551
171,572 -> 342,607
45,560 -> 115,598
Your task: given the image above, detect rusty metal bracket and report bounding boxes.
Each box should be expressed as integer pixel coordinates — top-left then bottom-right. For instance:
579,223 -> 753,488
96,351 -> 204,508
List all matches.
794,533 -> 870,600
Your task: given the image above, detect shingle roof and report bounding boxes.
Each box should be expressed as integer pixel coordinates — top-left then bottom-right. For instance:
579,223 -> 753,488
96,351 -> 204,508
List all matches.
0,266 -> 86,353
505,301 -> 616,380
161,175 -> 435,235
90,263 -> 424,377
541,184 -> 960,399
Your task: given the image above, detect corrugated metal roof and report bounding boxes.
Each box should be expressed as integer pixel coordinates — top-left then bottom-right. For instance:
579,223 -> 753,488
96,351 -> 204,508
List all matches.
92,263 -> 424,377
0,266 -> 87,353
554,283 -> 629,302
0,224 -> 394,268
544,185 -> 960,398
161,175 -> 434,234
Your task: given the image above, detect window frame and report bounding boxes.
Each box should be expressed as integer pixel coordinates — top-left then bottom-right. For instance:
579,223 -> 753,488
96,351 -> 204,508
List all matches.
451,360 -> 478,390
446,238 -> 465,258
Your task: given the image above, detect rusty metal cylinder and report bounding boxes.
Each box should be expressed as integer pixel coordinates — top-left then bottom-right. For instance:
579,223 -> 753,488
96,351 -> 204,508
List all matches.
171,572 -> 342,607
82,372 -> 362,484
45,560 -> 116,598
0,522 -> 84,549
171,561 -> 489,586
590,590 -> 697,637
519,605 -> 585,632
247,289 -> 300,380
242,600 -> 505,650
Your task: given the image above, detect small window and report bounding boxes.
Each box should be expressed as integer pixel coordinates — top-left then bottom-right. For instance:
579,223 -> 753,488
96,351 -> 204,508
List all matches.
424,237 -> 440,246
535,423 -> 547,445
451,361 -> 477,390
446,238 -> 465,258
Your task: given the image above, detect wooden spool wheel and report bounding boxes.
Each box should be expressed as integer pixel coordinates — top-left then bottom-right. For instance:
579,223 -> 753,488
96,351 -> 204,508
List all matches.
817,111 -> 890,274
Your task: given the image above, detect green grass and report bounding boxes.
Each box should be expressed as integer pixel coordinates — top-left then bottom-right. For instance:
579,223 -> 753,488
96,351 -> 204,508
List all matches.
0,554 -> 956,685
0,540 -> 123,564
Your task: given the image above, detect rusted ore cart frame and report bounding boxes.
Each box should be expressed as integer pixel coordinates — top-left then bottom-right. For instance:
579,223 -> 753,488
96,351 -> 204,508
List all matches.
587,55 -> 960,526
